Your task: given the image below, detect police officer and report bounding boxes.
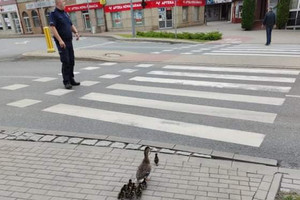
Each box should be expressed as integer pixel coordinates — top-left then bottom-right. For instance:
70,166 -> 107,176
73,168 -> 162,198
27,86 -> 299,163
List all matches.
49,0 -> 80,89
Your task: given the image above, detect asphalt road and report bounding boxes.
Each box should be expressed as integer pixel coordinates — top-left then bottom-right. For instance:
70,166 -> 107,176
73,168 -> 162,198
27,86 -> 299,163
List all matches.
0,58 -> 300,169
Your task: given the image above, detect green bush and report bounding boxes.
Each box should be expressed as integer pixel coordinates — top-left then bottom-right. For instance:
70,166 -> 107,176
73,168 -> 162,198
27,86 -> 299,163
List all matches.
136,31 -> 222,41
242,0 -> 256,30
276,0 -> 291,29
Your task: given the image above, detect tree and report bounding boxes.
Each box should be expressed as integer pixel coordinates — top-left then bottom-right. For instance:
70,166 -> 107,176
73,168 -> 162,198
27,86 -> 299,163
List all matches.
241,0 -> 256,30
276,0 -> 291,29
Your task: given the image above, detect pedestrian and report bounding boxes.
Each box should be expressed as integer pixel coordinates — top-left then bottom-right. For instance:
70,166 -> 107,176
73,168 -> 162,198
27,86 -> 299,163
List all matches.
262,7 -> 276,46
49,0 -> 80,89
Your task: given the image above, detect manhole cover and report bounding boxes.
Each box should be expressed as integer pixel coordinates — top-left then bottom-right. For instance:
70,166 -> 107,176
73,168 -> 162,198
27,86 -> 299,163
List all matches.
105,53 -> 121,57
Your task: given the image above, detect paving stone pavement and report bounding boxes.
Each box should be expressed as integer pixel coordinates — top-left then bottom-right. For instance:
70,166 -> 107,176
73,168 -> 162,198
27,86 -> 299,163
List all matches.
0,128 -> 300,200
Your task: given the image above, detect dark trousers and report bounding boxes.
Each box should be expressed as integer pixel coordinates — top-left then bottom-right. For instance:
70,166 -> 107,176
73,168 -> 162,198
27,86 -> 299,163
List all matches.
55,40 -> 75,85
266,26 -> 273,45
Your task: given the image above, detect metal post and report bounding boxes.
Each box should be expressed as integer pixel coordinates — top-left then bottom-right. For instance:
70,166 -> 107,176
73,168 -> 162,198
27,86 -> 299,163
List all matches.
174,0 -> 177,39
130,0 -> 136,38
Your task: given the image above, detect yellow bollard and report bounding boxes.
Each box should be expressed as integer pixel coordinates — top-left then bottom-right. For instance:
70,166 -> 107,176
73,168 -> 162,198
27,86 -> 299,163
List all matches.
43,26 -> 55,53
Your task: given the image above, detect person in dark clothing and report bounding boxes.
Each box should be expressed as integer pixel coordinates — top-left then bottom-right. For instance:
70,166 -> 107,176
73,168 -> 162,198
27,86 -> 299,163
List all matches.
262,7 -> 276,46
49,0 -> 80,89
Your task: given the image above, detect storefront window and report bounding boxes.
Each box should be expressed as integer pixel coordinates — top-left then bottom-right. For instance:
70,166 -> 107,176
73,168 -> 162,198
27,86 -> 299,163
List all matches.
95,9 -> 104,26
134,10 -> 144,26
194,6 -> 200,21
235,4 -> 243,18
22,12 -> 32,32
112,12 -> 122,28
2,14 -> 11,29
290,0 -> 299,9
69,12 -> 77,26
182,7 -> 188,22
11,12 -> 21,33
31,10 -> 40,27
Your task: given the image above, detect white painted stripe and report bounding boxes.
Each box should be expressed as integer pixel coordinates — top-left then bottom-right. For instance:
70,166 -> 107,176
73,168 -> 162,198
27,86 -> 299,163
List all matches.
204,53 -> 300,58
99,62 -> 117,66
119,69 -> 138,73
1,84 -> 29,90
286,95 -> 300,98
151,52 -> 161,54
75,42 -> 115,50
162,50 -> 173,52
135,64 -> 153,68
163,65 -> 300,75
7,99 -> 41,108
33,77 -> 57,82
107,84 -> 285,105
43,104 -> 265,147
130,76 -> 291,93
46,89 -> 74,96
213,50 -> 300,55
148,71 -> 296,83
99,74 -> 120,79
80,81 -> 100,86
81,67 -> 100,70
223,48 -> 300,52
181,53 -> 193,55
81,93 -> 277,123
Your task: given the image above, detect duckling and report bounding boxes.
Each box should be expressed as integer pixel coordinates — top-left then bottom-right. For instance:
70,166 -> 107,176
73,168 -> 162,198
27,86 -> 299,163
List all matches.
140,178 -> 147,190
117,184 -> 126,199
128,179 -> 133,190
136,146 -> 152,182
129,183 -> 136,199
154,153 -> 159,166
136,184 -> 143,199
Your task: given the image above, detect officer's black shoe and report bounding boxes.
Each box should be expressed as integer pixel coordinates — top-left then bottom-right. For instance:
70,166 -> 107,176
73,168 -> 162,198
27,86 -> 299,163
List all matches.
64,83 -> 72,90
71,79 -> 80,86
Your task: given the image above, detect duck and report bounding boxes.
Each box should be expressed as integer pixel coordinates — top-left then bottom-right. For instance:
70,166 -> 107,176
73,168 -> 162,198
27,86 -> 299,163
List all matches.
136,146 -> 152,182
154,153 -> 159,166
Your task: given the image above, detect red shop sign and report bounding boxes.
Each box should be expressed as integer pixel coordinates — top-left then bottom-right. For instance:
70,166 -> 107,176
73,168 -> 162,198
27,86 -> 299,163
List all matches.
65,2 -> 103,12
104,0 -> 204,13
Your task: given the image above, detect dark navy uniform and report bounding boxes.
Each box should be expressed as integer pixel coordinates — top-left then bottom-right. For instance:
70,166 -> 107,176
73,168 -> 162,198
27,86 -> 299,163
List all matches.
49,8 -> 75,85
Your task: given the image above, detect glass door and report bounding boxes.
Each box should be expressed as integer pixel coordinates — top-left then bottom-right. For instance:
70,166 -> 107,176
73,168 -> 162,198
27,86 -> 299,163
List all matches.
158,7 -> 173,29
82,11 -> 91,30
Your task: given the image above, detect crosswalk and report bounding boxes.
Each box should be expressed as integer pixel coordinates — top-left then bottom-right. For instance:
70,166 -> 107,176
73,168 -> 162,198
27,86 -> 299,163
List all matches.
2,62 -> 300,148
204,44 -> 300,57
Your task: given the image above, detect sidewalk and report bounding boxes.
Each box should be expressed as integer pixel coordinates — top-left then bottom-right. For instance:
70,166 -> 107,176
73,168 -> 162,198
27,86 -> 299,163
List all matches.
0,127 -> 300,200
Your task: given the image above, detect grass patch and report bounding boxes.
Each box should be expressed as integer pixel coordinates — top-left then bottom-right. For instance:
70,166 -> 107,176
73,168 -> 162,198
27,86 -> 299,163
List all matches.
276,192 -> 300,200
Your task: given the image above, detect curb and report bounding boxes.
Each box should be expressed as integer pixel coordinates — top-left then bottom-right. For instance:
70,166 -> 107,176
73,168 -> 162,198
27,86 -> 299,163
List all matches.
0,125 -> 278,167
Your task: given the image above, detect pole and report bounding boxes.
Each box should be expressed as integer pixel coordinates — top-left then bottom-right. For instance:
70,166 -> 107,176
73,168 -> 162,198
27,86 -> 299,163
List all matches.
103,5 -> 108,32
174,0 -> 177,39
130,0 -> 136,38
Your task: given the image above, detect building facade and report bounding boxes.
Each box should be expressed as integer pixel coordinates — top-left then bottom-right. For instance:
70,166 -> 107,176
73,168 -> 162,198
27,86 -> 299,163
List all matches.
64,0 -> 206,33
0,0 -> 205,34
0,0 -> 22,34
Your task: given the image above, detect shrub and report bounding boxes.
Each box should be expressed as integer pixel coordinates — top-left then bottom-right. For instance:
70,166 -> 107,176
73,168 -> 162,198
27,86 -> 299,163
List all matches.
276,0 -> 291,29
136,31 -> 222,41
241,0 -> 256,30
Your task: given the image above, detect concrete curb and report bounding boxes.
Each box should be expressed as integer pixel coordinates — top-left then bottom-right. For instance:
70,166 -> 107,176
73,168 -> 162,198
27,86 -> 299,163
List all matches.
267,173 -> 283,200
0,125 -> 278,167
